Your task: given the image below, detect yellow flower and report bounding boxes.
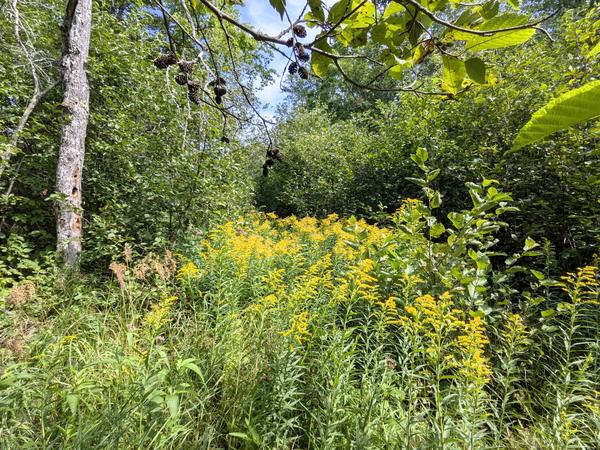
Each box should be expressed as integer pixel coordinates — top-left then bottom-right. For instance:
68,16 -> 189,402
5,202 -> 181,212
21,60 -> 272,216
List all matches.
281,310 -> 311,346
143,296 -> 178,330
60,335 -> 77,345
177,261 -> 199,279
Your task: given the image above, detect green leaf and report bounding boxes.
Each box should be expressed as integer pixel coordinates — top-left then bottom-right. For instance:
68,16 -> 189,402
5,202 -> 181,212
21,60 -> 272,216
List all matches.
328,0 -> 351,24
427,168 -> 441,182
442,55 -> 466,94
311,38 -> 333,77
511,80 -> 600,152
66,393 -> 79,415
465,57 -> 486,84
456,14 -> 535,51
524,237 -> 538,251
430,222 -> 445,238
477,1 -> 499,20
507,0 -> 519,9
405,177 -> 427,187
166,394 -> 179,418
430,190 -> 442,209
308,0 -> 325,22
269,0 -> 286,19
541,309 -> 556,318
587,41 -> 600,59
530,269 -> 545,280
383,2 -> 405,17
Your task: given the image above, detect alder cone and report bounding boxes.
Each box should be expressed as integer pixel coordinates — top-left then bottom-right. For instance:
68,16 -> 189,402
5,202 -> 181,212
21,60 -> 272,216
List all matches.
295,43 -> 306,57
293,24 -> 307,38
285,38 -> 294,47
298,66 -> 309,79
298,53 -> 310,63
187,79 -> 200,93
178,60 -> 194,73
214,85 -> 227,97
288,62 -> 298,74
188,91 -> 200,104
153,52 -> 177,69
175,73 -> 187,85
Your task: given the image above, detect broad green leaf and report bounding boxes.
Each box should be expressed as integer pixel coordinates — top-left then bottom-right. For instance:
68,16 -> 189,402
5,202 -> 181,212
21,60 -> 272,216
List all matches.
311,38 -> 333,77
430,222 -> 445,238
383,2 -> 405,17
524,236 -> 538,251
507,0 -> 519,8
269,0 -> 286,19
465,57 -> 486,84
511,80 -> 600,151
530,269 -> 545,280
453,14 -> 535,51
345,1 -> 376,29
442,55 -> 466,94
587,41 -> 600,59
66,393 -> 79,415
477,1 -> 499,20
308,0 -> 325,22
328,0 -> 351,24
541,309 -> 556,318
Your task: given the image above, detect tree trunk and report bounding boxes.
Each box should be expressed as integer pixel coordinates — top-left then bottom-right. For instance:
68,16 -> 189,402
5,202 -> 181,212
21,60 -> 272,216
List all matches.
56,0 -> 92,267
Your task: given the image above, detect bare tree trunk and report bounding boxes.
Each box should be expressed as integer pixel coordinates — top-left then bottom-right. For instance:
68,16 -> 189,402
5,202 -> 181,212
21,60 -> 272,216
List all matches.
56,0 -> 92,267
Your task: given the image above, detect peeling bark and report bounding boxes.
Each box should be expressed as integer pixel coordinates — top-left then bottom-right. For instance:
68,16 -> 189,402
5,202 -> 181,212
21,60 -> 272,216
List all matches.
56,0 -> 92,267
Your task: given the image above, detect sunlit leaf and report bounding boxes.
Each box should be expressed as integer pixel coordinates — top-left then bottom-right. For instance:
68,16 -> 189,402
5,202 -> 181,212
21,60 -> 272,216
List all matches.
511,80 -> 600,151
442,55 -> 466,94
308,0 -> 325,22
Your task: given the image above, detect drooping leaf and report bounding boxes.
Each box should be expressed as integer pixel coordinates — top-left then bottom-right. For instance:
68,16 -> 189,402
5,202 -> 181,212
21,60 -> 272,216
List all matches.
308,0 -> 325,22
465,57 -> 486,84
511,80 -> 600,152
268,0 -> 286,19
328,0 -> 351,24
442,55 -> 466,94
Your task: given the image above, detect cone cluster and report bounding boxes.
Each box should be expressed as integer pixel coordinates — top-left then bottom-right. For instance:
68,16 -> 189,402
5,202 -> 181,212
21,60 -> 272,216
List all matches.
262,147 -> 283,177
287,26 -> 310,80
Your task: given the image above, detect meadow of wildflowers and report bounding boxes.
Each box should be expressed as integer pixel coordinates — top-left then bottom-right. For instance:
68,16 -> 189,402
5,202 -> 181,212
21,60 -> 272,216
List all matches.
1,200 -> 599,448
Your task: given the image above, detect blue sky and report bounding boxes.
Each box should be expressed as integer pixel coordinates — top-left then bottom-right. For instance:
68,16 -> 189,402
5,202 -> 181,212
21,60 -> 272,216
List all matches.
236,0 -> 323,115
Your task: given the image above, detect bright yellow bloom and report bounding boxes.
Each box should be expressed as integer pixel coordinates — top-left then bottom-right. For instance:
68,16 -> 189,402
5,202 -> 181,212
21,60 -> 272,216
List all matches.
143,296 -> 178,330
177,261 -> 199,279
281,310 -> 311,346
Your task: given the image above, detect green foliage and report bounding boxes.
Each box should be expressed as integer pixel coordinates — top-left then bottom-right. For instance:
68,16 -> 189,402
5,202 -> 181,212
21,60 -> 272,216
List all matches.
511,80 -> 600,151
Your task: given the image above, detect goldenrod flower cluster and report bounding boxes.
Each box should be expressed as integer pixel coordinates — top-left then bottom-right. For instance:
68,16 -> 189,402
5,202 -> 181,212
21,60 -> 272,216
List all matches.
143,296 -> 178,331
399,292 -> 492,385
560,265 -> 599,305
281,310 -> 311,347
177,261 -> 199,280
